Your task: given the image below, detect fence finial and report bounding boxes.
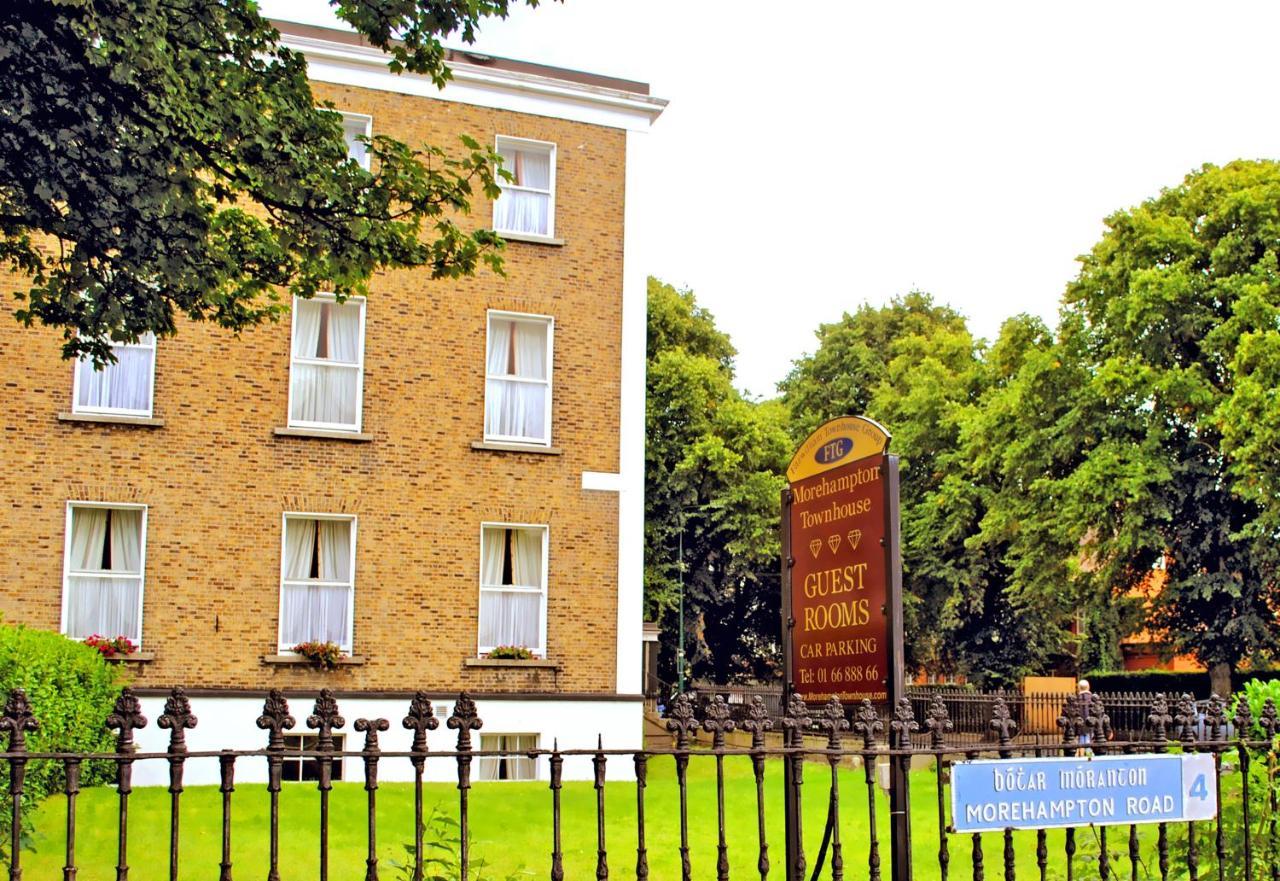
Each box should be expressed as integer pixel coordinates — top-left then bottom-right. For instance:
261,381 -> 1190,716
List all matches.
816,696 -> 849,750
106,687 -> 148,752
1148,694 -> 1172,741
891,697 -> 919,750
402,691 -> 439,755
926,694 -> 952,749
307,689 -> 346,751
741,695 -> 773,749
666,692 -> 698,750
1233,694 -> 1254,741
1205,694 -> 1227,741
701,694 -> 735,748
853,699 -> 882,750
1,688 -> 38,752
448,692 -> 482,751
256,689 -> 296,750
1260,698 -> 1278,741
781,692 -> 813,748
1174,693 -> 1199,745
989,695 -> 1017,748
158,686 -> 198,752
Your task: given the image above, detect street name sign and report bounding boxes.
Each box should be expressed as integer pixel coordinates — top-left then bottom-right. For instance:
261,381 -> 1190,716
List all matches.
951,754 -> 1218,833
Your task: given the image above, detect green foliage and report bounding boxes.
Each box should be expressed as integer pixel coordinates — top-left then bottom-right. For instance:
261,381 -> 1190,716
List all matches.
391,806 -> 530,881
645,278 -> 790,684
1083,670 -> 1210,698
1231,678 -> 1280,740
0,0 -> 548,363
1045,161 -> 1280,675
0,623 -> 121,860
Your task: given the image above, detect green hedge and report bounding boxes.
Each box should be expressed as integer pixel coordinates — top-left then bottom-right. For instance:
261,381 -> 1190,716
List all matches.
1084,669 -> 1210,697
0,623 -> 122,860
1085,668 -> 1280,698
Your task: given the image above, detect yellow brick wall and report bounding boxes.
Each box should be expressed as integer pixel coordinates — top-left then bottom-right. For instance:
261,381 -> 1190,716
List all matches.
0,80 -> 628,696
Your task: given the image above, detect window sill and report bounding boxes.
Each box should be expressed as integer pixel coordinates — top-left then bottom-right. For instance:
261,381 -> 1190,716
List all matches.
262,654 -> 366,667
103,652 -> 155,664
59,412 -> 164,427
496,231 -> 565,247
274,427 -> 373,443
464,658 -> 560,670
471,441 -> 562,456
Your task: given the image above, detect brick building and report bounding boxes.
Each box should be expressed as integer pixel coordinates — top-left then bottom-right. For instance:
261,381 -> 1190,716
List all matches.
0,20 -> 665,784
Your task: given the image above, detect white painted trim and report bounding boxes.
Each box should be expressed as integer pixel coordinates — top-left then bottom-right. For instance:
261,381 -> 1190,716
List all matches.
493,136 -> 556,239
477,522 -> 549,657
277,512 -> 358,653
615,129 -> 649,694
484,310 -> 554,447
70,334 -> 157,419
287,294 -> 367,433
336,110 -> 373,170
280,32 -> 666,132
581,471 -> 623,492
61,501 -> 149,648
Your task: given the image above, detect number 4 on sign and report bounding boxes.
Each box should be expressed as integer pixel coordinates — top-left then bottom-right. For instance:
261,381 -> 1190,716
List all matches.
1180,754 -> 1218,821
1189,774 -> 1208,801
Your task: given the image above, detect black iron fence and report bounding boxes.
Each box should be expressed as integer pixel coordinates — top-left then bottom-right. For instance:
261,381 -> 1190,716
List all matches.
691,685 -> 1218,745
1,685 -> 1276,880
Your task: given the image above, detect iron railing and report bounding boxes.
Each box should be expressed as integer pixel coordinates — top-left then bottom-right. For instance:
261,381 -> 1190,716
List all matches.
1,685 -> 1275,881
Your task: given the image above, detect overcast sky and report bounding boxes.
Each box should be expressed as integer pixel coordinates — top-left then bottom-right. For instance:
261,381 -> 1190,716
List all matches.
262,0 -> 1280,396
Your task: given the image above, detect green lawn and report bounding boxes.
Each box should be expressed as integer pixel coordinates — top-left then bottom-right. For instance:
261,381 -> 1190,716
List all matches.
18,756 -> 1227,880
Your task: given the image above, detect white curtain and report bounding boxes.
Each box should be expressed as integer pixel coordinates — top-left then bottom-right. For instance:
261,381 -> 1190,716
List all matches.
281,518 -> 352,646
291,299 -> 361,426
478,733 -> 537,781
479,527 -> 542,651
494,146 -> 551,235
481,526 -> 505,587
65,507 -> 141,640
76,338 -> 154,413
485,319 -> 548,442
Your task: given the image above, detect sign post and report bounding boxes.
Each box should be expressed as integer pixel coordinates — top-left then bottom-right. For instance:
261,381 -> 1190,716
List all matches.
781,416 -> 908,881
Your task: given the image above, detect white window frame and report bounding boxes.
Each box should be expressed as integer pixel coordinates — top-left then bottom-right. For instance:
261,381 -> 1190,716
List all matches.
492,136 -> 557,238
60,501 -> 148,648
478,733 -> 540,781
287,294 -> 367,433
71,335 -> 157,418
477,522 -> 549,658
484,310 -> 554,447
339,111 -> 373,170
277,512 -> 358,654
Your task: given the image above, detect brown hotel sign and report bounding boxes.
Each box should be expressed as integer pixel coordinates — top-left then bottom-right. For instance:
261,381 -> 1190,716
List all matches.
781,416 -> 904,704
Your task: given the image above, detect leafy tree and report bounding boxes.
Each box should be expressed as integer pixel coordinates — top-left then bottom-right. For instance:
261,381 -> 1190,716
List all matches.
1046,160 -> 1280,695
1,0 -> 544,363
645,278 -> 789,685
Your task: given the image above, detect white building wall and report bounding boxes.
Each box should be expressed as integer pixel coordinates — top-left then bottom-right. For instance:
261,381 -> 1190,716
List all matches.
131,695 -> 642,787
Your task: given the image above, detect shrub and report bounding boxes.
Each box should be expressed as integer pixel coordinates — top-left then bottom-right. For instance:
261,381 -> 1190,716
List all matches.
1083,669 -> 1210,697
0,623 -> 123,860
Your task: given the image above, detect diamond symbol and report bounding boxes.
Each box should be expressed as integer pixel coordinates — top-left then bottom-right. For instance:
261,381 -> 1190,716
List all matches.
847,529 -> 862,550
809,539 -> 822,558
827,534 -> 841,554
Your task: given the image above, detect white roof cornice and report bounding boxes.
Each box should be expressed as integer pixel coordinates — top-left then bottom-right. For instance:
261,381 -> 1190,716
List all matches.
280,31 -> 667,131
